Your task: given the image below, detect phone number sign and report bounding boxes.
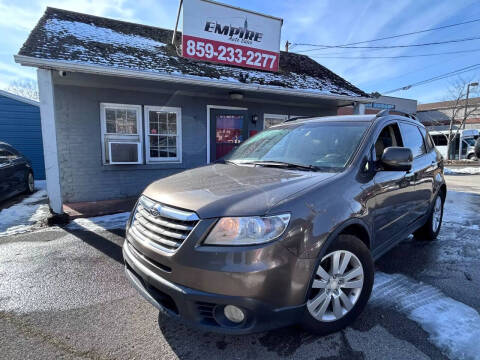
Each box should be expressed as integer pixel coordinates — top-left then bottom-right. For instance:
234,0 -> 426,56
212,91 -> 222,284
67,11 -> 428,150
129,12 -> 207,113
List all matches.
182,0 -> 283,72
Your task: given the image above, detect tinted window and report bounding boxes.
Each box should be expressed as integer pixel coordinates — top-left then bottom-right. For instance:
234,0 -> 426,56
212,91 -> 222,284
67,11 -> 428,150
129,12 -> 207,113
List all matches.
0,149 -> 13,157
431,134 -> 448,146
225,122 -> 369,170
399,123 -> 426,158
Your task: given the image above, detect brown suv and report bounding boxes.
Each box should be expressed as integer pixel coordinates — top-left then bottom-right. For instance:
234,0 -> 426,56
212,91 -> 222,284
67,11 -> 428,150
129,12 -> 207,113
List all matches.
123,112 -> 446,334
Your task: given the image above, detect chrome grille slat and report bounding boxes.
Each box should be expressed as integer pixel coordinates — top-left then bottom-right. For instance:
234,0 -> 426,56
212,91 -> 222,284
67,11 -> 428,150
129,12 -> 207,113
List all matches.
129,226 -> 179,250
129,196 -> 199,254
135,214 -> 187,240
137,207 -> 194,231
132,221 -> 181,248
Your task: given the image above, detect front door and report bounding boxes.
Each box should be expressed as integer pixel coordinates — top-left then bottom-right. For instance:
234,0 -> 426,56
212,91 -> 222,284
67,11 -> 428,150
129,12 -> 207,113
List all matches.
210,109 -> 248,161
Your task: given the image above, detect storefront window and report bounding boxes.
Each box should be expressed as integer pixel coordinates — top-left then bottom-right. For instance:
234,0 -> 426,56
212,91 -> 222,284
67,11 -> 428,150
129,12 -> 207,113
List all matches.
264,114 -> 288,129
100,103 -> 143,164
145,106 -> 182,163
263,114 -> 301,129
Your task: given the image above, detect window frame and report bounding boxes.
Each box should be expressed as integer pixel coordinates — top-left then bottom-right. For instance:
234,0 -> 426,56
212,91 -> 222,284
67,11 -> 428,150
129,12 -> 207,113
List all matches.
144,106 -> 182,164
100,103 -> 143,165
263,114 -> 302,129
263,114 -> 288,129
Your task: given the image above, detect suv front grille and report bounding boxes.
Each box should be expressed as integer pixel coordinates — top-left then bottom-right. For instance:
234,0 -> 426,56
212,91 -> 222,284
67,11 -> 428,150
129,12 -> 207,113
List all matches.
128,195 -> 199,252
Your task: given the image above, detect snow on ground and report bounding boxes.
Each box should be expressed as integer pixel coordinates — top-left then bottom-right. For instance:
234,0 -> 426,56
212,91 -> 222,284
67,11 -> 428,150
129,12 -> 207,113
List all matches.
372,272 -> 480,360
67,212 -> 131,232
444,167 -> 480,175
0,183 -> 50,237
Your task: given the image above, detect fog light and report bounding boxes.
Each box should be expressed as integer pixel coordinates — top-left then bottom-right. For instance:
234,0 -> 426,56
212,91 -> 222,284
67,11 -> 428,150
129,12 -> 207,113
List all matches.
224,305 -> 245,323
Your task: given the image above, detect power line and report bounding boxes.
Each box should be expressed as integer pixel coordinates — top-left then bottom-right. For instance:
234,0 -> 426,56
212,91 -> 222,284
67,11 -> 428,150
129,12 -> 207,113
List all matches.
295,35 -> 480,52
309,48 -> 480,59
382,63 -> 480,94
291,17 -> 480,50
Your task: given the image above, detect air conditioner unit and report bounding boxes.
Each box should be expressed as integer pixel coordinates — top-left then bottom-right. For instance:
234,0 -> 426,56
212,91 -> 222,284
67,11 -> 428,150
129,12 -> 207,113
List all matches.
108,141 -> 141,164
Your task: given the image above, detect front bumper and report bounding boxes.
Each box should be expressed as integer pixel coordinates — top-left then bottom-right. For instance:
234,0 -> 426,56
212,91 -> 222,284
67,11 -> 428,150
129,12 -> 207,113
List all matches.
123,241 -> 307,334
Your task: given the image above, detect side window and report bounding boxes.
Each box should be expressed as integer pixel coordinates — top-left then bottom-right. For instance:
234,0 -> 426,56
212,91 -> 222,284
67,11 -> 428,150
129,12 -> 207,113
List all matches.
419,127 -> 434,152
399,122 -> 426,158
431,134 -> 447,146
0,149 -> 14,157
374,123 -> 403,160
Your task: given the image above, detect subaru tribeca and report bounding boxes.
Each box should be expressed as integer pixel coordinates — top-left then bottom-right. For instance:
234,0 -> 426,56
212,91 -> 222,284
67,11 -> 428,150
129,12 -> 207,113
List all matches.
123,112 -> 446,334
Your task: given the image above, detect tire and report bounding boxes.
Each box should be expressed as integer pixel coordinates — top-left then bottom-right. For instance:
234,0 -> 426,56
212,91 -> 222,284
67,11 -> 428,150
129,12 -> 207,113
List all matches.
302,234 -> 374,335
467,154 -> 476,160
414,191 -> 444,241
25,171 -> 35,194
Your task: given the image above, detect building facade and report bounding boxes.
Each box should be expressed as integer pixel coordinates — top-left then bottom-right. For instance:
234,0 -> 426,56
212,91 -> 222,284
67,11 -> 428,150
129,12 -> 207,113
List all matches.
416,97 -> 480,131
16,8 -> 370,213
0,90 -> 45,179
338,95 -> 417,116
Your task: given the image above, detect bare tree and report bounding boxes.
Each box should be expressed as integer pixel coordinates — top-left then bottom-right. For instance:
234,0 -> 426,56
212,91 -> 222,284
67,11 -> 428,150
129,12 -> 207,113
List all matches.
6,79 -> 39,101
445,78 -> 480,159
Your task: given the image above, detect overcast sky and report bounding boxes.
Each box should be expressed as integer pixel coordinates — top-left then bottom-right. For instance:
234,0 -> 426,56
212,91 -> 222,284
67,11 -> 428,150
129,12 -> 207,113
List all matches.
1,0 -> 479,103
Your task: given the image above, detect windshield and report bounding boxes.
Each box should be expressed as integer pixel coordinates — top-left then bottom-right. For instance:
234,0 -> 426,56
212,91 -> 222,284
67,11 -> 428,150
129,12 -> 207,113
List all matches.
224,122 -> 369,170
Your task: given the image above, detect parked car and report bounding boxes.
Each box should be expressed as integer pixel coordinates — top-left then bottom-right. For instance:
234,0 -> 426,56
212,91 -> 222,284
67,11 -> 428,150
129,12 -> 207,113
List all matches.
430,129 -> 479,160
123,111 -> 446,335
0,142 -> 35,202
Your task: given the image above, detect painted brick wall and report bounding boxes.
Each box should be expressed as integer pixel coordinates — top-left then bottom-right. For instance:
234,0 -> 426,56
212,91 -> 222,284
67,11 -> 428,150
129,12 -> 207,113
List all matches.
52,75 -> 336,203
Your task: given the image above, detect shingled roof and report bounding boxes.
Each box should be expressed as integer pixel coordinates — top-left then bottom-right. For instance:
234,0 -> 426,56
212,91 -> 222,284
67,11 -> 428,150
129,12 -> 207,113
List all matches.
17,7 -> 369,99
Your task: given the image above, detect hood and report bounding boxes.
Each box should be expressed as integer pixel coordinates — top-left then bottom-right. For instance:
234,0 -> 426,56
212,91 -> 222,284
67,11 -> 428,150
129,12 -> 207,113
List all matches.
142,164 -> 337,218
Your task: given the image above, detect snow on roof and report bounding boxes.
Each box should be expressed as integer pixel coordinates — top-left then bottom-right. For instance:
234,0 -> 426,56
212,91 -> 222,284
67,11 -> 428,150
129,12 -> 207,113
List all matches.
18,7 -> 368,98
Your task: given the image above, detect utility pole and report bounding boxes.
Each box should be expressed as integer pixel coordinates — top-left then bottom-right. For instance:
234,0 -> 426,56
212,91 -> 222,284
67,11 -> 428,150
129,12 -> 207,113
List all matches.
285,40 -> 290,52
462,82 -> 478,129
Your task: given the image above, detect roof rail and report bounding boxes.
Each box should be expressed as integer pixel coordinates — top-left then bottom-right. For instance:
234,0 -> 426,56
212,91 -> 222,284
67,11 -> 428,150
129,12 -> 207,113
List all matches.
375,109 -> 417,120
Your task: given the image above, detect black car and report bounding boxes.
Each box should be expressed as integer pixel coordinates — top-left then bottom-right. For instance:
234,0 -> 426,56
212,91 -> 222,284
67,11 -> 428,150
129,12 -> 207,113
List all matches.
123,111 -> 446,335
0,142 -> 35,202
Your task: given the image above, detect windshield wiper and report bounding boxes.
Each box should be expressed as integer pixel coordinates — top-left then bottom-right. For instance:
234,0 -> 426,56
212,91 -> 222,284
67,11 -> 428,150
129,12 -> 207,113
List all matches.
252,161 -> 320,172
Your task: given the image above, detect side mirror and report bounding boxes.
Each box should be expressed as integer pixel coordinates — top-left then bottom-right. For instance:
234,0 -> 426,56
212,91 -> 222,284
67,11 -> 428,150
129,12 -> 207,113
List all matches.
379,147 -> 413,172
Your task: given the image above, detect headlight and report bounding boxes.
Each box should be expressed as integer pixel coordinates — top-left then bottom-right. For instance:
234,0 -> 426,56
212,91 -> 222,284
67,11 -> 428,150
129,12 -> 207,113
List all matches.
204,214 -> 291,246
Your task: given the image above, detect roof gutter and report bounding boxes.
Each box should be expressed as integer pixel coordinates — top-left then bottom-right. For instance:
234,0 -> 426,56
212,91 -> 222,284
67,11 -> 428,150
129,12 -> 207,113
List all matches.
14,55 -> 372,103
0,89 -> 39,106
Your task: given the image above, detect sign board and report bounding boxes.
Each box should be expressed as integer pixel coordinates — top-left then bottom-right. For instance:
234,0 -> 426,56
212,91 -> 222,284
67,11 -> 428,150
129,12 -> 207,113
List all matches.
182,0 -> 283,72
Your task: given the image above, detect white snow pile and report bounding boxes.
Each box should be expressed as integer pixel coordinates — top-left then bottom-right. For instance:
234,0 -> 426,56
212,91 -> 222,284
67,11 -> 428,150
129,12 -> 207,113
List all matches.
67,212 -> 130,232
45,19 -> 166,52
372,272 -> 480,360
444,167 -> 480,175
0,186 -> 50,237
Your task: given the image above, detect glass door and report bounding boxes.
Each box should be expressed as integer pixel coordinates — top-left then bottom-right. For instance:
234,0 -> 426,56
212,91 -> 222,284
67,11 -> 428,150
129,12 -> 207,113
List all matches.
210,109 -> 248,161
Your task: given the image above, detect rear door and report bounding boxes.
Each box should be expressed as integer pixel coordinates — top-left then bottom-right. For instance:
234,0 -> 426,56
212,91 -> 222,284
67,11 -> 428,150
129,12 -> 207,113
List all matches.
398,122 -> 431,221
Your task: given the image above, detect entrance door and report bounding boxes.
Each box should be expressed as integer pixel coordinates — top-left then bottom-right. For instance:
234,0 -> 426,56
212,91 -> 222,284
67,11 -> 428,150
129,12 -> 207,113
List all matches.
210,108 -> 248,161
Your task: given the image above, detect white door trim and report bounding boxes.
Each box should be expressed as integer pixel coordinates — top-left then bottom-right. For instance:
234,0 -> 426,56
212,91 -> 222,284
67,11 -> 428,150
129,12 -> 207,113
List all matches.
206,105 -> 248,163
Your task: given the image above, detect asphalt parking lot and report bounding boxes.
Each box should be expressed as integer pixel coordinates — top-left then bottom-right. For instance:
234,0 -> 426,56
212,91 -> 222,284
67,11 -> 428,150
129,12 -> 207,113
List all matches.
1,182 -> 479,359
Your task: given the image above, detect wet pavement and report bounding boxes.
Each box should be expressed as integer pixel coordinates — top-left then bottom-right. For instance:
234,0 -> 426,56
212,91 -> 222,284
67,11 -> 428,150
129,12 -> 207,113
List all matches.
0,189 -> 479,359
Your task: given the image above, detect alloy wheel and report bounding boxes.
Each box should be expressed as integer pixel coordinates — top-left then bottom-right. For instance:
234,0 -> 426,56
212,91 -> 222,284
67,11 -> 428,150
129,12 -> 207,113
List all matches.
432,196 -> 442,233
307,250 -> 364,322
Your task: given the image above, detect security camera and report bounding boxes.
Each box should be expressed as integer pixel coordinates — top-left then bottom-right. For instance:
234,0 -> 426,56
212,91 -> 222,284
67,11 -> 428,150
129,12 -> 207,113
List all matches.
58,70 -> 67,77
